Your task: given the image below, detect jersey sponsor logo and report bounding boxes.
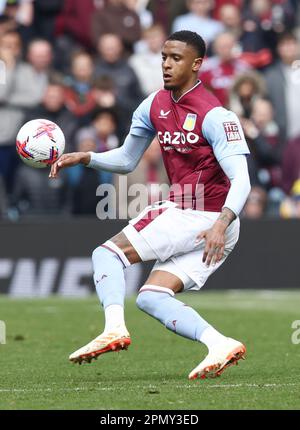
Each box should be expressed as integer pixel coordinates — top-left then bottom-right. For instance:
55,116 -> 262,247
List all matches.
183,113 -> 197,131
223,122 -> 242,143
157,131 -> 200,146
159,109 -> 171,119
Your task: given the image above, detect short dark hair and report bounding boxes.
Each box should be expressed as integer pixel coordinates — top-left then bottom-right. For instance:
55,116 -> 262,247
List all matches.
91,107 -> 118,124
277,31 -> 298,45
166,31 -> 206,58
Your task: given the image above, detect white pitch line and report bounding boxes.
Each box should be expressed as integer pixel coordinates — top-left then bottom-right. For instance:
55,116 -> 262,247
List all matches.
175,383 -> 299,389
0,383 -> 298,394
0,387 -> 114,393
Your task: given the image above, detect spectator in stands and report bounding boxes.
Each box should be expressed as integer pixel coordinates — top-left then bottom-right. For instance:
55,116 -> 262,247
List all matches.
279,179 -> 300,218
251,98 -> 281,152
213,0 -> 242,19
27,38 -> 53,72
218,3 -> 241,38
91,0 -> 142,54
243,0 -> 276,50
92,76 -> 130,139
245,0 -> 298,46
0,30 -> 41,194
25,83 -> 78,152
31,0 -> 63,44
280,179 -> 300,219
200,31 -> 251,106
26,38 -> 58,103
54,0 -> 98,72
172,0 -> 224,45
148,0 -> 187,33
0,0 -> 34,43
217,2 -> 273,68
64,51 -> 96,126
281,136 -> 300,195
95,33 -> 143,118
129,24 -> 165,96
229,70 -> 267,118
93,76 -> 118,109
68,135 -> 100,216
69,109 -> 119,215
5,1 -> 62,46
13,164 -> 69,216
75,108 -> 119,158
241,98 -> 281,190
264,32 -> 300,145
124,0 -> 153,30
55,0 -> 96,50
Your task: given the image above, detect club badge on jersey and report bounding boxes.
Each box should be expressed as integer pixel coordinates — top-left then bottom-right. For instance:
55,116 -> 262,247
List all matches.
183,113 -> 197,132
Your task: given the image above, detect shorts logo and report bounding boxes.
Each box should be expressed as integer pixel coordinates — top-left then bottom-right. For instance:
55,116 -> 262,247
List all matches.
223,122 -> 242,143
183,113 -> 197,131
96,274 -> 108,284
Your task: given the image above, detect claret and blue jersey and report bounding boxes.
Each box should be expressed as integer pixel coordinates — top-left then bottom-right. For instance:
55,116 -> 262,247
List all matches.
130,81 -> 250,212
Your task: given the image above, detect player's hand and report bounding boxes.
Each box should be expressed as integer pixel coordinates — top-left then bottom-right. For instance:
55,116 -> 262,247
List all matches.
196,223 -> 226,267
49,152 -> 91,178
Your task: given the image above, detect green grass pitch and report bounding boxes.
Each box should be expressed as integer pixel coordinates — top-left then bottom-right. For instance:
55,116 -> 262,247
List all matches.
0,291 -> 300,410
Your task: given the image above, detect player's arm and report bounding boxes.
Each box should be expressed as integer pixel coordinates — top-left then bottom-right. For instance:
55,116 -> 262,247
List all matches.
50,133 -> 154,178
198,107 -> 251,266
50,92 -> 157,178
198,155 -> 251,265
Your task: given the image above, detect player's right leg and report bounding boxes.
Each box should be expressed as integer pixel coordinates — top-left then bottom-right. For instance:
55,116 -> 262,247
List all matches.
69,232 -> 142,364
69,202 -> 171,364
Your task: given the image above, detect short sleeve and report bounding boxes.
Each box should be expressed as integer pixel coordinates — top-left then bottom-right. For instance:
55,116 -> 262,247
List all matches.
202,106 -> 250,162
130,91 -> 157,138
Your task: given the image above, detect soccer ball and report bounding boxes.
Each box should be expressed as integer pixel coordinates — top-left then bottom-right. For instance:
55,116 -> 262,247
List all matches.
16,119 -> 65,168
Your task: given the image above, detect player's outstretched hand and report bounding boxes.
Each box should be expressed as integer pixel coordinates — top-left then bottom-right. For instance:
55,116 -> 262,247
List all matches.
196,223 -> 226,267
49,152 -> 91,178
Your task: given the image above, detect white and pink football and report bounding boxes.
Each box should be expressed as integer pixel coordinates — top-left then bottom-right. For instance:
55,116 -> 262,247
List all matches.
16,119 -> 65,168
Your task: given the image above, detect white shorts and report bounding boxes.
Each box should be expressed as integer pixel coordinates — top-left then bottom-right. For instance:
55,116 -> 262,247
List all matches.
122,201 -> 240,291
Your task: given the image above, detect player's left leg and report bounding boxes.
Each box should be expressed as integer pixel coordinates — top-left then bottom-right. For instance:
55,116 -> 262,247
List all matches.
136,270 -> 219,347
136,260 -> 246,380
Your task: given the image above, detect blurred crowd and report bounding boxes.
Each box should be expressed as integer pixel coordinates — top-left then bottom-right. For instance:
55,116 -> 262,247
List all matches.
0,0 -> 300,220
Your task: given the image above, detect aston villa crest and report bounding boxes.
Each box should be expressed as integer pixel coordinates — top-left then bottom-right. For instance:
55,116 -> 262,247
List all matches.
183,113 -> 197,131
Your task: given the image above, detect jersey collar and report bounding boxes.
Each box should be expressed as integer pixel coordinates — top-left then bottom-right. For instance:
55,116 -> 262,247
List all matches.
171,80 -> 202,103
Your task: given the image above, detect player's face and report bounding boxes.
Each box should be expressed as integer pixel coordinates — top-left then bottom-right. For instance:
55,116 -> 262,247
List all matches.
162,40 -> 201,91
